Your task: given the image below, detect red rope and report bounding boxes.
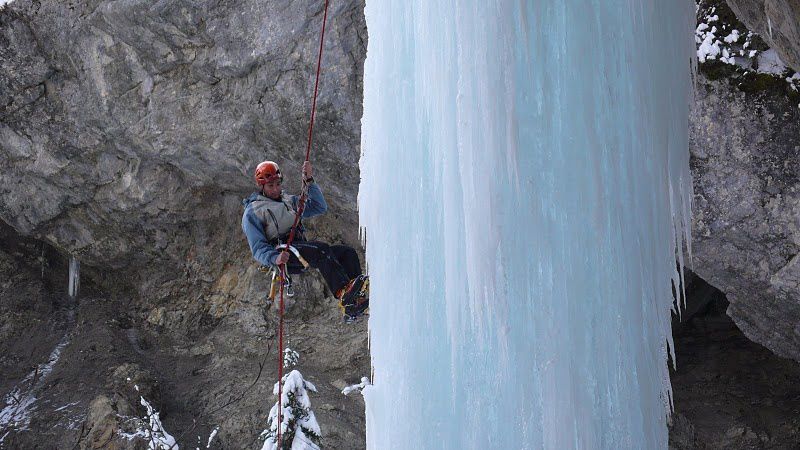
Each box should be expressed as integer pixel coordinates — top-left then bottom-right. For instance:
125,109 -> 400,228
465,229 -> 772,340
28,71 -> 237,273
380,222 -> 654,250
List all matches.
276,264 -> 286,445
304,0 -> 331,163
276,0 -> 330,447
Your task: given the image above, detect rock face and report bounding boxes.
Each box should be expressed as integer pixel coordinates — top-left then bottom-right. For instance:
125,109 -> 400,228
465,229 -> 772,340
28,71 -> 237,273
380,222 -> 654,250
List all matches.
0,0 -> 366,295
690,67 -> 800,359
0,0 -> 370,448
727,0 -> 800,72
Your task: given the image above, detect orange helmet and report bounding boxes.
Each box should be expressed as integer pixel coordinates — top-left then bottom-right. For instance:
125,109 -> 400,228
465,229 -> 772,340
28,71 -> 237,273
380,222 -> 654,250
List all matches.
254,161 -> 282,185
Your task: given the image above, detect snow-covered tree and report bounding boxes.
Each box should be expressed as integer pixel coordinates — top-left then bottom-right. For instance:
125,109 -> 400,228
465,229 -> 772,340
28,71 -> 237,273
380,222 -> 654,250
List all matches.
260,370 -> 321,450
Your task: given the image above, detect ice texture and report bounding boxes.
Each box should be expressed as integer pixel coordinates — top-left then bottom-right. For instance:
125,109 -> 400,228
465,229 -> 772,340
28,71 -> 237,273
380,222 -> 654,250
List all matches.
359,1 -> 694,449
68,255 -> 80,299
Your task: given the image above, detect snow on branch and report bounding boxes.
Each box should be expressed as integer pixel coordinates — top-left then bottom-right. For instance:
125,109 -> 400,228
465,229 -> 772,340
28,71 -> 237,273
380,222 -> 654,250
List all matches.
260,370 -> 321,450
119,389 -> 178,450
342,377 -> 372,396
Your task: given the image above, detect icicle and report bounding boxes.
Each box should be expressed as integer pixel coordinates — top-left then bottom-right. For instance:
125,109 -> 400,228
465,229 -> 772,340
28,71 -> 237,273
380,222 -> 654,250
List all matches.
768,16 -> 773,40
68,255 -> 80,299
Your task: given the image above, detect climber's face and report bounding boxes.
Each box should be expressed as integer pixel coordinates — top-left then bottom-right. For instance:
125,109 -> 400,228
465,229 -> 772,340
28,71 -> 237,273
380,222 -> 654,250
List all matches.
262,179 -> 282,200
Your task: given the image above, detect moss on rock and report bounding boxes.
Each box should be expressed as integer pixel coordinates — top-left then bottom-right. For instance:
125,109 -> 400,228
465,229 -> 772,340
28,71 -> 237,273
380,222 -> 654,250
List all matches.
737,71 -> 791,94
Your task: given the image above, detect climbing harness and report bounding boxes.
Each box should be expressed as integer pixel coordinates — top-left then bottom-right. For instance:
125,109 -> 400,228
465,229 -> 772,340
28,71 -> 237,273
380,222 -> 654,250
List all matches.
262,244 -> 310,300
273,0 -> 331,447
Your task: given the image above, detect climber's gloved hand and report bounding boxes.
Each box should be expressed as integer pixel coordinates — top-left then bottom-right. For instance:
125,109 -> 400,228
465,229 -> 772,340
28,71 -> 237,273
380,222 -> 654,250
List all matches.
275,251 -> 290,266
302,161 -> 313,183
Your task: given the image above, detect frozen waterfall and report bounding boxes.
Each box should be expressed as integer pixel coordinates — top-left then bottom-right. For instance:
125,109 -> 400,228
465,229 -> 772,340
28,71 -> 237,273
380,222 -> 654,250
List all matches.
359,1 -> 694,449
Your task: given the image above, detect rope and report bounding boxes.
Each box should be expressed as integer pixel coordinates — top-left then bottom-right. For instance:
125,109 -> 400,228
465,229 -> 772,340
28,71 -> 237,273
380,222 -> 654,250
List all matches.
276,264 -> 287,446
276,0 -> 330,447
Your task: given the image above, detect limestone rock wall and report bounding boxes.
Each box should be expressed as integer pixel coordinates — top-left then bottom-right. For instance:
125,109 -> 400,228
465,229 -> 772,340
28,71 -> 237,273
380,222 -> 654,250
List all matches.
0,0 -> 366,304
690,68 -> 800,360
727,0 -> 800,71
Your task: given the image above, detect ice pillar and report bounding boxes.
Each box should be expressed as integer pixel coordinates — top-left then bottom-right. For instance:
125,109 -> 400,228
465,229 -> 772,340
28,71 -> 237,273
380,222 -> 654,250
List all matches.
359,1 -> 694,449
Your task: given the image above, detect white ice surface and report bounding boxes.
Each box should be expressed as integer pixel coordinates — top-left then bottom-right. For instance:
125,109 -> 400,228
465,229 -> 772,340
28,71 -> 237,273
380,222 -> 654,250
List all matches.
360,1 -> 694,448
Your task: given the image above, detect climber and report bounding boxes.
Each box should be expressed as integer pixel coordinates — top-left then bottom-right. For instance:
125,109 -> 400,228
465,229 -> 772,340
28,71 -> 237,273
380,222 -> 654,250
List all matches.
242,160 -> 369,320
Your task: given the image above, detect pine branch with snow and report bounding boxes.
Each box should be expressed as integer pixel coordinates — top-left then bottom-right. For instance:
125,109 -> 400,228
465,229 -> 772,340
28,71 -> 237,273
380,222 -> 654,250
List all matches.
283,347 -> 299,369
260,370 -> 321,450
118,384 -> 178,450
139,397 -> 178,450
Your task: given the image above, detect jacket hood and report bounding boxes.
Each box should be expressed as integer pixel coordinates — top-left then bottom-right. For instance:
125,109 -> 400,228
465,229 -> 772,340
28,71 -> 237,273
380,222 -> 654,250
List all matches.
242,191 -> 284,206
242,192 -> 266,206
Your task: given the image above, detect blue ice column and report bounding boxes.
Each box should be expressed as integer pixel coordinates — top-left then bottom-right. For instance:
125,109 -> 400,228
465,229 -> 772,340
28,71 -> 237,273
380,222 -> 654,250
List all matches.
359,1 -> 694,449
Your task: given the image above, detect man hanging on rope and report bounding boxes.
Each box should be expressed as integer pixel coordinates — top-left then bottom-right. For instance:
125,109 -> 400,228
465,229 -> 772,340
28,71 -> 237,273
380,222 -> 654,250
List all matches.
242,160 -> 369,321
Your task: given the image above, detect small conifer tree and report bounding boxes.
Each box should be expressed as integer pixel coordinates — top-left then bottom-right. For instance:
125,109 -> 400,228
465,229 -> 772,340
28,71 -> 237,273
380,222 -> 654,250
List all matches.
261,370 -> 321,450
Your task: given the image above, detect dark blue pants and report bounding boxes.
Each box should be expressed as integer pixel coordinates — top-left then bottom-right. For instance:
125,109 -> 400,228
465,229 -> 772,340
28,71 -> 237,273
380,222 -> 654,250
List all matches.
288,240 -> 361,294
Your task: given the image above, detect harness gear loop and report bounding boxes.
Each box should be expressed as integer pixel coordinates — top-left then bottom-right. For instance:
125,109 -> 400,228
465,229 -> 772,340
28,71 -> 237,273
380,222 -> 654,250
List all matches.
276,0 -> 330,447
264,245 -> 310,302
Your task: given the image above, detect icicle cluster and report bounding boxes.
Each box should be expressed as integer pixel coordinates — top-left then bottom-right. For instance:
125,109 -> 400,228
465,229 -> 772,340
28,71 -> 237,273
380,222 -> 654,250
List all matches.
360,0 -> 694,448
